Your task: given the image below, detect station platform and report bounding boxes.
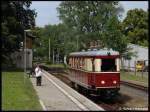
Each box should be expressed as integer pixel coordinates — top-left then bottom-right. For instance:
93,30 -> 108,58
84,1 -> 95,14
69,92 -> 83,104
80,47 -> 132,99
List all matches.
30,70 -> 104,111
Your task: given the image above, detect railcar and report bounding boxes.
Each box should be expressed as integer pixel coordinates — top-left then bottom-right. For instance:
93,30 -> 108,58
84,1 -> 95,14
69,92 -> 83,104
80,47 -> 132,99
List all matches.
68,49 -> 120,98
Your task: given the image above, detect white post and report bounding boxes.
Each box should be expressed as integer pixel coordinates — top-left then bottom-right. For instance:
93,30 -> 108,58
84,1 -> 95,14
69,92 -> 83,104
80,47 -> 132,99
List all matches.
53,48 -> 54,64
58,50 -> 59,63
24,31 -> 26,83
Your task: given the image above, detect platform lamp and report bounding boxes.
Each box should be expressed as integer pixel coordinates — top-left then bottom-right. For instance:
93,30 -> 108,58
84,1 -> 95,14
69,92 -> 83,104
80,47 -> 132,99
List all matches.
24,29 -> 31,83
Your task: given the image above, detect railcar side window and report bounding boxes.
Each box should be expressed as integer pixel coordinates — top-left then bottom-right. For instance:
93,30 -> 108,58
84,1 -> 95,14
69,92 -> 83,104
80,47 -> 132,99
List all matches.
69,58 -> 72,67
72,57 -> 74,68
77,58 -> 79,69
91,58 -> 95,72
101,59 -> 116,72
83,58 -> 86,70
75,58 -> 77,68
79,58 -> 83,69
87,58 -> 92,71
94,59 -> 101,72
82,58 -> 85,69
76,58 -> 78,69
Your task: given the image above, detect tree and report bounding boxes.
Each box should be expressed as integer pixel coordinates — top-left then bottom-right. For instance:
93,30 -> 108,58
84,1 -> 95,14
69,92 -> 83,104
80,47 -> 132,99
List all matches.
32,23 -> 80,64
2,1 -> 37,64
31,27 -> 44,59
57,1 -> 132,57
122,8 -> 148,47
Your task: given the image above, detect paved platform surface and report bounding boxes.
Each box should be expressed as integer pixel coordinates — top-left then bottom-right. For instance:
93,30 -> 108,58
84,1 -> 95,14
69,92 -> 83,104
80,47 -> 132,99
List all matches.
30,70 -> 104,111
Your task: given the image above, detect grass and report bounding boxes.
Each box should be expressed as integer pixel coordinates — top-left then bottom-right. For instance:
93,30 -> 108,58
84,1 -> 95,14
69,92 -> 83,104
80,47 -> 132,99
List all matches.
120,71 -> 148,84
2,72 -> 42,111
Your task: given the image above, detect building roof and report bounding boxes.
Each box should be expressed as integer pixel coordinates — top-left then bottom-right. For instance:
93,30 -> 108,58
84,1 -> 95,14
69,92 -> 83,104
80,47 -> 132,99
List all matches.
69,48 -> 119,57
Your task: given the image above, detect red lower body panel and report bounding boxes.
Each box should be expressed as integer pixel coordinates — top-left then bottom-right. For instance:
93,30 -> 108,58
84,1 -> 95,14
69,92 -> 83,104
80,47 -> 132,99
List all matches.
69,68 -> 120,89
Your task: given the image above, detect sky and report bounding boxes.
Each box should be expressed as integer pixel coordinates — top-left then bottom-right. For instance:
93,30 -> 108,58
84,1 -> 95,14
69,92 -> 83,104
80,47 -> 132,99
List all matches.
30,1 -> 148,27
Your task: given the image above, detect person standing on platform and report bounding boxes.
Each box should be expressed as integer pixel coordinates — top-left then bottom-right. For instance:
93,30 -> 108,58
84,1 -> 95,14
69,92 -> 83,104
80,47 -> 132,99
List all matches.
35,64 -> 42,86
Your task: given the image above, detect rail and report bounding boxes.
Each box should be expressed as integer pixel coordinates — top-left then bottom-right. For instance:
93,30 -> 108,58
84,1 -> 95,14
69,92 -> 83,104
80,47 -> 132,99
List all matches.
120,81 -> 148,92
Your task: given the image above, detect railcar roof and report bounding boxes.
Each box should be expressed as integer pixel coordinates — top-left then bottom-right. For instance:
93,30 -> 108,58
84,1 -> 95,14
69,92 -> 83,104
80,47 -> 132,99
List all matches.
69,48 -> 119,56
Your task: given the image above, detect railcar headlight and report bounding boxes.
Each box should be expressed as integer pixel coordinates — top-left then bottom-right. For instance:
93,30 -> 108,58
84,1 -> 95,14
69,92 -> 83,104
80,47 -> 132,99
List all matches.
113,80 -> 117,84
101,80 -> 105,84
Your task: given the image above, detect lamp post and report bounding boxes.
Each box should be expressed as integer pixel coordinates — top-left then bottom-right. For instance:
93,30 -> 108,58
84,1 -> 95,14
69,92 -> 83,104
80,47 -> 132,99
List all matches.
49,38 -> 51,61
24,29 -> 31,83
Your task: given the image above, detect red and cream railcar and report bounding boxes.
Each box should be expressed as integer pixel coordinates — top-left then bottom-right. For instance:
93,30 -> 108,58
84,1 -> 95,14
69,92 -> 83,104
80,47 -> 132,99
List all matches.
68,49 -> 120,97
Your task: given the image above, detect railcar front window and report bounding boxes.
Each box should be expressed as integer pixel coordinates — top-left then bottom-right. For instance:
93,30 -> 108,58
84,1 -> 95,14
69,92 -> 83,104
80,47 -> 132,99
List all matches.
101,59 -> 116,72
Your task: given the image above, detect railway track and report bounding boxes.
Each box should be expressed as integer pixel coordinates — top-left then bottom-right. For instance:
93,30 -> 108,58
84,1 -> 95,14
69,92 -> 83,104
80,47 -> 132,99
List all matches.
120,81 -> 148,93
40,66 -> 148,111
87,94 -> 124,111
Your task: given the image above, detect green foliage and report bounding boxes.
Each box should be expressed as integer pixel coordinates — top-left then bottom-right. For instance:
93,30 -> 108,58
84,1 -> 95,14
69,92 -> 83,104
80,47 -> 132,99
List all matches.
32,23 -> 80,63
46,60 -> 52,65
57,1 -> 133,59
2,1 -> 37,64
34,1 -> 135,61
121,71 -> 148,85
122,8 -> 148,47
33,2 -> 147,63
57,1 -> 123,33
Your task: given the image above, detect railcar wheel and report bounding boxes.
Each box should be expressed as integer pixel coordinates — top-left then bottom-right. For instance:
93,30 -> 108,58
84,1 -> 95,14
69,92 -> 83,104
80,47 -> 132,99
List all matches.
82,87 -> 89,96
76,85 -> 82,93
70,81 -> 75,89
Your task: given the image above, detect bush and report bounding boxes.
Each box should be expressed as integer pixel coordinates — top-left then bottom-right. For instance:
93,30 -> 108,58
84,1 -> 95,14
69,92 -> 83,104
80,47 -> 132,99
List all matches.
46,60 -> 52,65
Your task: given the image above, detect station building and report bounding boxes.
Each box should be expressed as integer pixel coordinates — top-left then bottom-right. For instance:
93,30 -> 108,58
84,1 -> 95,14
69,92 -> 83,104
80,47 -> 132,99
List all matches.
11,32 -> 36,69
121,43 -> 148,71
